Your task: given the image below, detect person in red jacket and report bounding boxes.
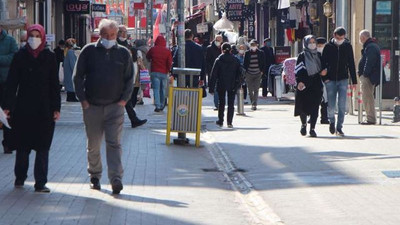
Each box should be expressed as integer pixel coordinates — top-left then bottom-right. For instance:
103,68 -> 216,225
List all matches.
147,36 -> 173,112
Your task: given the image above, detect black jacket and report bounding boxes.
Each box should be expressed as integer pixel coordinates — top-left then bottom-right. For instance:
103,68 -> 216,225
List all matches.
321,39 -> 357,84
260,46 -> 276,72
172,40 -> 206,81
206,41 -> 221,75
2,47 -> 61,150
244,49 -> 266,74
358,38 -> 382,86
209,53 -> 241,93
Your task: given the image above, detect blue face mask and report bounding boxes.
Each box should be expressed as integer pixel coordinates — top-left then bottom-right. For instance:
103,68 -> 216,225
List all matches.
266,42 -> 272,47
101,38 -> 116,49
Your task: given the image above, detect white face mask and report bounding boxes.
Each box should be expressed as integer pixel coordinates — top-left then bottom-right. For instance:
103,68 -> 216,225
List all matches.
101,38 -> 116,49
21,42 -> 27,47
317,47 -> 324,53
335,38 -> 345,46
308,43 -> 316,50
215,41 -> 221,47
119,37 -> 127,42
250,46 -> 257,51
239,50 -> 245,55
28,37 -> 42,50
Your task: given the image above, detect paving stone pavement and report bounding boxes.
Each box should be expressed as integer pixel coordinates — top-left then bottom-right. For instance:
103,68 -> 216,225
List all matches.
202,93 -> 400,225
0,93 -> 250,225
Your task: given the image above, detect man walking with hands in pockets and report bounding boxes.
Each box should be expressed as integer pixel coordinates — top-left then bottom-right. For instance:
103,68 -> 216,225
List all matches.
73,19 -> 133,194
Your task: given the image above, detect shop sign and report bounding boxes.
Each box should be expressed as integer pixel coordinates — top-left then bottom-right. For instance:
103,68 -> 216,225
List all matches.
226,0 -> 245,21
376,1 -> 391,15
65,1 -> 90,14
275,46 -> 291,64
45,34 -> 55,42
196,23 -> 208,33
247,15 -> 255,39
92,4 -> 106,12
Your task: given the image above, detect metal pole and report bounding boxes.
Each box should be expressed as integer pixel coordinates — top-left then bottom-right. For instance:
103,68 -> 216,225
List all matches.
0,0 -> 9,20
166,0 -> 171,48
174,0 -> 188,145
379,55 -> 383,125
236,87 -> 246,116
149,0 -> 153,41
145,0 -> 149,40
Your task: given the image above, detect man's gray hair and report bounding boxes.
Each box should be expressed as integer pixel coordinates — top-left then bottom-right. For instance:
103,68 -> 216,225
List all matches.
359,29 -> 371,38
99,19 -> 118,34
118,24 -> 127,30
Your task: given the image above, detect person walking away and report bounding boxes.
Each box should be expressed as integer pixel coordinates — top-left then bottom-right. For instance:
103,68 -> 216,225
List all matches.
206,34 -> 223,110
316,37 -> 329,124
54,39 -> 65,77
235,44 -> 248,104
135,39 -> 150,105
260,38 -> 276,97
146,35 -> 173,112
294,35 -> 326,137
117,25 -> 147,127
2,24 -> 61,192
321,27 -> 357,136
244,40 -> 266,111
64,38 -> 80,102
0,25 -> 18,154
73,19 -> 133,194
209,43 -> 241,128
358,29 -> 382,125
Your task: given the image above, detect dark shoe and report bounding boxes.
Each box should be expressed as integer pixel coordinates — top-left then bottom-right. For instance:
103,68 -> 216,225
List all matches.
14,179 -> 24,188
300,125 -> 307,136
251,106 -> 257,111
111,179 -> 123,194
227,124 -> 233,128
309,129 -> 317,137
132,119 -> 147,128
213,107 -> 218,111
137,100 -> 144,105
3,146 -> 13,154
154,108 -> 162,112
320,120 -> 330,124
360,120 -> 376,125
329,123 -> 335,135
336,128 -> 345,137
35,186 -> 50,193
216,120 -> 223,127
66,92 -> 79,102
244,101 -> 249,105
90,177 -> 101,190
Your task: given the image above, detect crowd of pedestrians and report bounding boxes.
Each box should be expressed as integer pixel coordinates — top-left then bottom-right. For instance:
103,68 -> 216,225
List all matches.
0,19 -> 383,194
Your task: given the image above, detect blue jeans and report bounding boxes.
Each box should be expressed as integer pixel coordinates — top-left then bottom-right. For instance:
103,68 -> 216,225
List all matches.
325,79 -> 348,130
150,72 -> 168,109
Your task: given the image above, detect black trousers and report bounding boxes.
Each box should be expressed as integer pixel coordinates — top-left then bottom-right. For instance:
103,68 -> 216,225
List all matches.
15,148 -> 49,188
242,83 -> 248,100
300,109 -> 319,130
320,101 -> 328,122
125,87 -> 140,123
218,89 -> 236,125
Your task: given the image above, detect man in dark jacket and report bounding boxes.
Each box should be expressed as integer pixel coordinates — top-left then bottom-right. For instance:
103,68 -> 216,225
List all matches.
117,25 -> 147,127
73,19 -> 133,194
209,43 -> 241,128
172,29 -> 205,87
53,39 -> 65,76
322,27 -> 357,136
0,25 -> 18,154
206,34 -> 223,110
244,39 -> 266,110
358,29 -> 381,125
260,38 -> 276,97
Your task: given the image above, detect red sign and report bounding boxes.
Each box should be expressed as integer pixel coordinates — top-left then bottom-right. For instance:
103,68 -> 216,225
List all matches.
275,46 -> 292,64
134,3 -> 145,9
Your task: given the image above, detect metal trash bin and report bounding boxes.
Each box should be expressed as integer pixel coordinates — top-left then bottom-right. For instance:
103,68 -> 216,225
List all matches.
166,67 -> 202,147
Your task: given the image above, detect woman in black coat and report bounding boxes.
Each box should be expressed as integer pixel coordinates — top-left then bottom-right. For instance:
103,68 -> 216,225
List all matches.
294,35 -> 326,137
209,43 -> 241,128
2,24 -> 61,192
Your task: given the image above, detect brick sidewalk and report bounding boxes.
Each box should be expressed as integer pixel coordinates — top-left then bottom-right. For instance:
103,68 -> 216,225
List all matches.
0,94 -> 249,225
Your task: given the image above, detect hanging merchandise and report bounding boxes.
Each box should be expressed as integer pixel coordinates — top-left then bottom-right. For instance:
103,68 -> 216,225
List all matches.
213,12 -> 234,31
289,5 -> 298,28
128,1 -> 136,27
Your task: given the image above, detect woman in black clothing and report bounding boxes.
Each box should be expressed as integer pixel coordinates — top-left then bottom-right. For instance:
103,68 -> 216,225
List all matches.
209,43 -> 241,128
2,24 -> 61,192
294,35 -> 327,137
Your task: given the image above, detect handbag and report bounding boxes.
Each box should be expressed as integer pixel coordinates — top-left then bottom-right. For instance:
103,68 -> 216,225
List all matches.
201,86 -> 207,98
140,69 -> 151,84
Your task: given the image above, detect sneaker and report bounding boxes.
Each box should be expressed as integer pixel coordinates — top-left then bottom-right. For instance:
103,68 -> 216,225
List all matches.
111,179 -> 123,194
132,119 -> 147,128
329,123 -> 335,135
213,107 -> 218,111
360,120 -> 376,125
300,125 -> 307,136
251,106 -> 257,111
14,179 -> 24,188
336,128 -> 345,137
35,186 -> 50,193
90,177 -> 101,190
137,100 -> 144,105
154,108 -> 162,112
216,120 -> 223,127
227,124 -> 233,128
309,129 -> 317,137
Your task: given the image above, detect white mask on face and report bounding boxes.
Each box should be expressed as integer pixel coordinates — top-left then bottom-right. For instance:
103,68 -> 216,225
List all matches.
308,43 -> 317,50
27,37 -> 42,50
119,37 -> 127,42
215,41 -> 221,47
317,47 -> 324,53
239,49 -> 245,55
335,38 -> 345,46
101,38 -> 116,49
250,46 -> 257,51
